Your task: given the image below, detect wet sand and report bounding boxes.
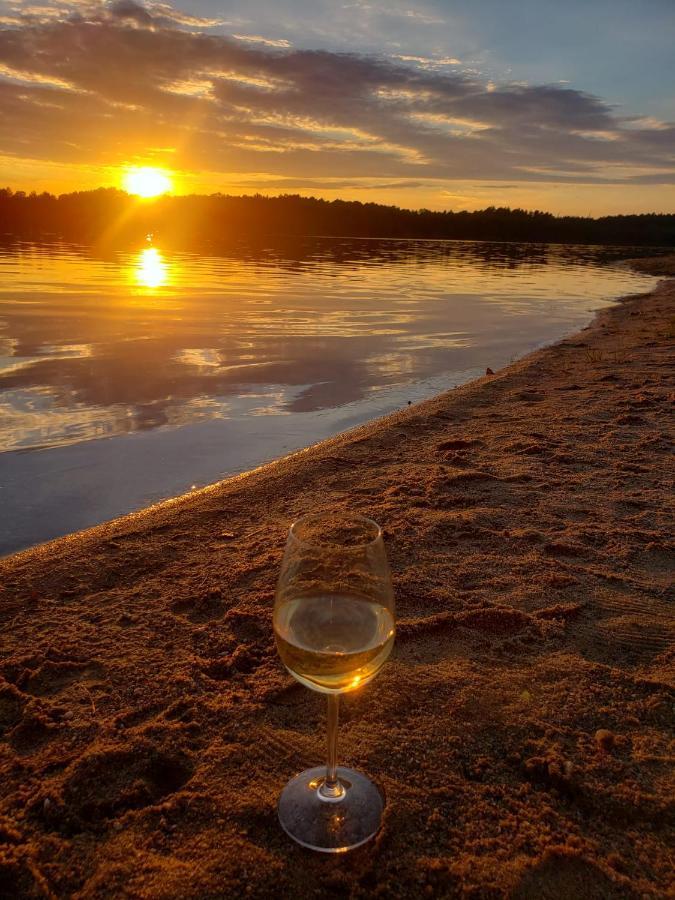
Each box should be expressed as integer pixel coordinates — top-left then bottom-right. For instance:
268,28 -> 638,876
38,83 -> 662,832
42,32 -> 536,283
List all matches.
0,256 -> 673,898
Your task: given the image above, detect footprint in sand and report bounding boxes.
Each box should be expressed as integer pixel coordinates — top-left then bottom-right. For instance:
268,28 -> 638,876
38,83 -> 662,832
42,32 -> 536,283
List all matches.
58,743 -> 194,827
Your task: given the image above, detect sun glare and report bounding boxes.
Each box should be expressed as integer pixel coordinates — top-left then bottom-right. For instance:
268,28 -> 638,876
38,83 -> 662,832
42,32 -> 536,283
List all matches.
135,247 -> 167,288
124,167 -> 172,198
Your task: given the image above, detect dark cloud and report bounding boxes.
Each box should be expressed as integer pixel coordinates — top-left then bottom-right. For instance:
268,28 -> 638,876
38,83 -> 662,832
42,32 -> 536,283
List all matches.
107,0 -> 153,25
0,0 -> 673,186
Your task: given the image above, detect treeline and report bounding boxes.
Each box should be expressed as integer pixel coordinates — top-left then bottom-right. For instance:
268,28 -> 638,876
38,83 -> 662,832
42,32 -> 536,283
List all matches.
1,187 -> 674,247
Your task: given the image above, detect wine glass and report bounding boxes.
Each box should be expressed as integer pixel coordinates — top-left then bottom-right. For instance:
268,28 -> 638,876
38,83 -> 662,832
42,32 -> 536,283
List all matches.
273,511 -> 395,853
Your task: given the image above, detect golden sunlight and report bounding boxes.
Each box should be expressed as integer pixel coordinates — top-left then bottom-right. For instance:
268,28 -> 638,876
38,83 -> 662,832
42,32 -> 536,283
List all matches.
124,166 -> 173,198
135,247 -> 167,288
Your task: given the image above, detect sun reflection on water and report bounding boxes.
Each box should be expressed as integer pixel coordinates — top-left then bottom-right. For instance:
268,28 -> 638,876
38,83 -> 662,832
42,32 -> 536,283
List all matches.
0,241 -> 659,461
135,247 -> 168,288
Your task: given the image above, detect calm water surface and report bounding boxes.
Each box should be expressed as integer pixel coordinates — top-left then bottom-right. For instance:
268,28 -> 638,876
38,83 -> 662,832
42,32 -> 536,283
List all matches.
0,237 -> 657,554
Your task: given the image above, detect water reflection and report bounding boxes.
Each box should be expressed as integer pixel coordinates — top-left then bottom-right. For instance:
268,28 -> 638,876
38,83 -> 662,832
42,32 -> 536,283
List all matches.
134,247 -> 168,289
0,238 -> 657,453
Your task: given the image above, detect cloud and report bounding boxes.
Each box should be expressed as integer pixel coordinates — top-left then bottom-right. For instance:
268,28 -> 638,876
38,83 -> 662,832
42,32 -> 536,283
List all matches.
107,0 -> 152,25
394,54 -> 461,69
0,0 -> 673,188
226,177 -> 428,190
231,33 -> 292,48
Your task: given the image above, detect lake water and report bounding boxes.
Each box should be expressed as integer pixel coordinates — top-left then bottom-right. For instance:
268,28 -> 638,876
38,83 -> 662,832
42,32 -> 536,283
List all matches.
0,237 -> 657,555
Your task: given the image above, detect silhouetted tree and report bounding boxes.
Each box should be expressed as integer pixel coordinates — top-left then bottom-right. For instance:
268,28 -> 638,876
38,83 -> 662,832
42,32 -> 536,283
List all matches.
0,187 -> 673,247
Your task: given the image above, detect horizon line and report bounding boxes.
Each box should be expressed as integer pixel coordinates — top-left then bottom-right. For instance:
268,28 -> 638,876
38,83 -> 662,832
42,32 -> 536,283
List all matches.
2,186 -> 674,222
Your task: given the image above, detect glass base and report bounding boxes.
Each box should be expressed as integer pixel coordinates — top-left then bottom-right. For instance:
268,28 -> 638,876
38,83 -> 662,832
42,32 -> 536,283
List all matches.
278,766 -> 384,853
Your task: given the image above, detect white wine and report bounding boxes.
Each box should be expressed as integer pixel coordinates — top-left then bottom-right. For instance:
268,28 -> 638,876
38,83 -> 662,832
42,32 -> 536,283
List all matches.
274,594 -> 395,693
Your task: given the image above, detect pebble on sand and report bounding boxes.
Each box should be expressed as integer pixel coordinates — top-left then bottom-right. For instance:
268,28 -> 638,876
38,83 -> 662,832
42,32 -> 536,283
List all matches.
595,729 -> 616,752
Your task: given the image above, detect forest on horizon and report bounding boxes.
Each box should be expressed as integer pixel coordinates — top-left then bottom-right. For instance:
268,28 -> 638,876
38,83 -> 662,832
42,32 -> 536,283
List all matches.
1,187 -> 674,248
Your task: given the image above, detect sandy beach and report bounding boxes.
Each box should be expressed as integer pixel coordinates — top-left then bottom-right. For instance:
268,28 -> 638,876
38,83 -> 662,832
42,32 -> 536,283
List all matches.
0,256 -> 673,898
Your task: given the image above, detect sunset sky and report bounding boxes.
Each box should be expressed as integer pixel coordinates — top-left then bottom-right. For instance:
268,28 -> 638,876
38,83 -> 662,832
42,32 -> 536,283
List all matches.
1,0 -> 674,214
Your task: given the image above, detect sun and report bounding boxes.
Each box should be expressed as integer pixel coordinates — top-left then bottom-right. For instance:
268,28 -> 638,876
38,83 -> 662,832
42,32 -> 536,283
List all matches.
123,167 -> 173,198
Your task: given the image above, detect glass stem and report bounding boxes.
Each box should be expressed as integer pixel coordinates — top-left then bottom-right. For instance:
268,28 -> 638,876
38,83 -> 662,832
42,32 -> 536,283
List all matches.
319,693 -> 345,801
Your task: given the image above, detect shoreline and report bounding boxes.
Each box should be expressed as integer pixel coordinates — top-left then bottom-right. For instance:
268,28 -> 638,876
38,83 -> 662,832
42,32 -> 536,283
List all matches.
0,257 -> 673,897
4,238 -> 655,558
1,260 -> 661,566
